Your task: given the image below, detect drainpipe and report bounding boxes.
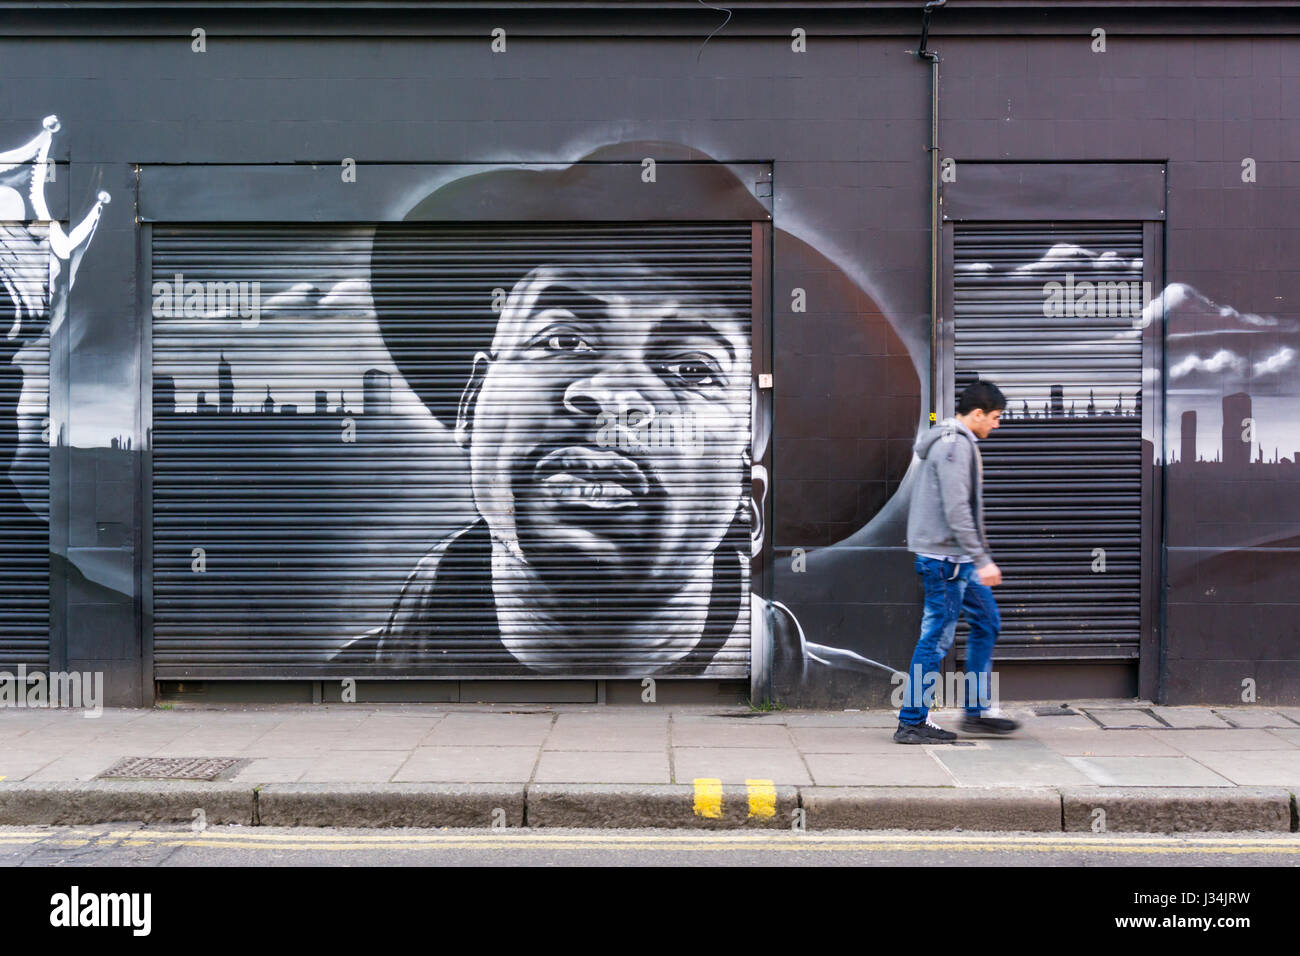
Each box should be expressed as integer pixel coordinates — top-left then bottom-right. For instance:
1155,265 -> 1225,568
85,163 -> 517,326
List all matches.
914,0 -> 946,425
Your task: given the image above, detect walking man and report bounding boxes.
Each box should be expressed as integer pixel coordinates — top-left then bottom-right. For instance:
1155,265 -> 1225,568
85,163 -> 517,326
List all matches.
895,380 -> 1021,744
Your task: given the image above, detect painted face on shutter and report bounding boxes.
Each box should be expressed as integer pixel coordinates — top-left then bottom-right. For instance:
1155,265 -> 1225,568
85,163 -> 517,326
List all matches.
460,264 -> 750,586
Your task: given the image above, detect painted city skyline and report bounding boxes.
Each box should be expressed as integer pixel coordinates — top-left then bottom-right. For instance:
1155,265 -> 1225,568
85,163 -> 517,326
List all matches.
153,352 -> 393,417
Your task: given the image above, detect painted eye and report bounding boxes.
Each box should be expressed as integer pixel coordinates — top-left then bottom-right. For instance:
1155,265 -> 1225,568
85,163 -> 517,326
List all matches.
545,332 -> 593,353
664,359 -> 719,388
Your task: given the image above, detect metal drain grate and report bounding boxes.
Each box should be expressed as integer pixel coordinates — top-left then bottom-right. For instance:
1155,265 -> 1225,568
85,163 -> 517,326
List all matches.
99,756 -> 241,781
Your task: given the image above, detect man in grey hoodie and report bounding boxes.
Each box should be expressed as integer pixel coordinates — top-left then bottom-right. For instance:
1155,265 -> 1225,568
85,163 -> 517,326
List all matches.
895,380 -> 1021,743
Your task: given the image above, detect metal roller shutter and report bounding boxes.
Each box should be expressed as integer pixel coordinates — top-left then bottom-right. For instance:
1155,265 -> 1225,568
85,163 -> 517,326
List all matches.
0,223 -> 50,670
151,222 -> 753,679
952,223 -> 1144,659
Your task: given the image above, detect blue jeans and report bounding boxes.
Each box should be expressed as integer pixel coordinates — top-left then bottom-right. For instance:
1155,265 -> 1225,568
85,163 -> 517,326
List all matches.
898,555 -> 1002,725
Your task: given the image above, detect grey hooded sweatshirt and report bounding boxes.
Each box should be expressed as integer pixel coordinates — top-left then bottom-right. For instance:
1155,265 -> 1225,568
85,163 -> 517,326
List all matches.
905,417 -> 993,570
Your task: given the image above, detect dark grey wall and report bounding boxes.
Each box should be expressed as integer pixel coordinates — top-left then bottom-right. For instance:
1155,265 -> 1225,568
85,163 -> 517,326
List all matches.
2,4 -> 1296,706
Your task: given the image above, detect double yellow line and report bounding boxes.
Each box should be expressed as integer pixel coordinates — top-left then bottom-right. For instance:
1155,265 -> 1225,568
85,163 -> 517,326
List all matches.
2,829 -> 1299,855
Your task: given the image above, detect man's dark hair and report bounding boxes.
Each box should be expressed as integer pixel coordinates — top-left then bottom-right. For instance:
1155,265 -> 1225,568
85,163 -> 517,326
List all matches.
956,380 -> 1007,415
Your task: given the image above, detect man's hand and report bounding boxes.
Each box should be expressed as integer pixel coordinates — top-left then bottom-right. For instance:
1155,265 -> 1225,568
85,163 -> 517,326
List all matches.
977,562 -> 1002,587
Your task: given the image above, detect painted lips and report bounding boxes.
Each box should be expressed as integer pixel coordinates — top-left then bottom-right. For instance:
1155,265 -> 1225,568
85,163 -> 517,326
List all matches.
535,446 -> 649,509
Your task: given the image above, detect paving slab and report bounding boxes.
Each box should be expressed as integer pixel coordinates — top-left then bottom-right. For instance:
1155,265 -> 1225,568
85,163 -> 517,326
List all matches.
533,750 -> 671,784
1031,730 -> 1184,757
1162,729 -> 1298,753
932,741 -> 1094,787
671,722 -> 794,748
160,727 -> 281,752
1061,786 -> 1294,832
1150,707 -> 1234,729
6,727 -> 102,745
1175,750 -> 1300,787
392,745 -> 539,783
789,726 -> 907,753
300,750 -> 409,783
804,751 -> 955,786
0,755 -> 55,781
229,757 -> 314,783
422,713 -> 554,747
1020,714 -> 1098,731
23,753 -> 124,783
1213,708 -> 1298,729
670,713 -> 783,725
774,712 -> 901,728
549,712 -> 668,730
275,711 -> 369,725
231,734 -> 340,758
89,728 -> 195,750
672,746 -> 812,786
544,714 -> 668,752
329,715 -> 444,750
1063,756 -> 1236,787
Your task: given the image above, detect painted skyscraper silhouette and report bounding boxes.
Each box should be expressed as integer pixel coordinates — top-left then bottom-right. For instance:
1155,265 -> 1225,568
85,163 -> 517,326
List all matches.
1222,392 -> 1251,468
363,369 -> 391,415
218,351 -> 233,415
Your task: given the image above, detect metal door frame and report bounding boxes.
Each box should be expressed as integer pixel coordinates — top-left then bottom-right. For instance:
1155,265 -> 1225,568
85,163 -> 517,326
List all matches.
939,162 -> 1167,699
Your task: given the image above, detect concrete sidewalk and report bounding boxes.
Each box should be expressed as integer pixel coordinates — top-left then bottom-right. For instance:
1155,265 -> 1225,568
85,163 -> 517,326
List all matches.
2,701 -> 1299,831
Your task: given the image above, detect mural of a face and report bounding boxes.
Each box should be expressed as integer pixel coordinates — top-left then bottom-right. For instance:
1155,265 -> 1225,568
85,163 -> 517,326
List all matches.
456,263 -> 750,591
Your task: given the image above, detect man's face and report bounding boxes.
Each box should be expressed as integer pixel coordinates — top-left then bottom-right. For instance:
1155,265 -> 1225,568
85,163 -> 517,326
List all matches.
460,264 -> 750,589
968,407 -> 1002,439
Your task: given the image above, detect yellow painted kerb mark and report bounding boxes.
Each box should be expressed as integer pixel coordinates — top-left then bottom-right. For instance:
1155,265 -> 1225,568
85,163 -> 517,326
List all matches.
746,779 -> 776,819
693,778 -> 723,819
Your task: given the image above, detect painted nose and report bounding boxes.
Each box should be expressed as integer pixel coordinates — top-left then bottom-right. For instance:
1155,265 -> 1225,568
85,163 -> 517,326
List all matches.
563,372 -> 655,426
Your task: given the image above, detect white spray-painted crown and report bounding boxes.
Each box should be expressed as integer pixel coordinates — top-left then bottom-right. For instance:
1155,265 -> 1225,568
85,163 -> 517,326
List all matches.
0,115 -> 110,258
0,116 -> 111,338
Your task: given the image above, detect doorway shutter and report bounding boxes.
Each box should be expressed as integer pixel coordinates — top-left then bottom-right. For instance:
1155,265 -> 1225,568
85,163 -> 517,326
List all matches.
150,222 -> 753,679
952,223 -> 1144,659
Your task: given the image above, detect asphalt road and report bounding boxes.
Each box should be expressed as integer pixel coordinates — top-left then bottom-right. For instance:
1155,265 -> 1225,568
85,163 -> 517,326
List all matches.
2,825 -> 1299,866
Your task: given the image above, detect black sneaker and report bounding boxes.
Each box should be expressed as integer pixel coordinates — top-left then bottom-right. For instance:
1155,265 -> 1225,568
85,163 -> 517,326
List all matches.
960,709 -> 1021,736
893,717 -> 958,744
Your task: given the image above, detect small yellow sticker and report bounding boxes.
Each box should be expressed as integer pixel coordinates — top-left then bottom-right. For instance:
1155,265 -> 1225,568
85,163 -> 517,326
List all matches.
746,779 -> 777,818
693,778 -> 723,819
